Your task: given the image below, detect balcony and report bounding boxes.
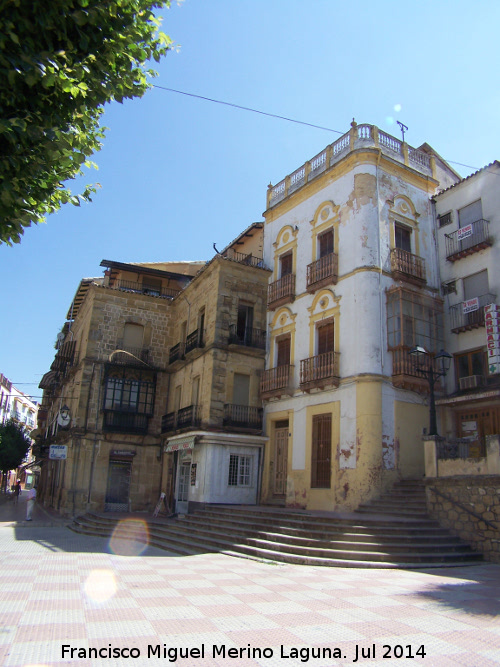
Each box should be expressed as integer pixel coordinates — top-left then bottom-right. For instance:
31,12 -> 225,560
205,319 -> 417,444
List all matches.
103,411 -> 149,434
168,342 -> 184,365
161,405 -> 201,434
299,351 -> 340,392
445,219 -> 491,262
267,274 -> 295,310
111,279 -> 180,299
306,253 -> 338,292
390,248 -> 426,286
260,365 -> 294,400
450,294 -> 496,333
390,346 -> 435,392
223,404 -> 263,431
228,325 -> 266,350
185,328 -> 204,355
223,248 -> 266,268
112,342 -> 150,367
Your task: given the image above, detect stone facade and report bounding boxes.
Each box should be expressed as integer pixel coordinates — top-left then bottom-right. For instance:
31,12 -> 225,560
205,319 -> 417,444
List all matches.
425,476 -> 500,562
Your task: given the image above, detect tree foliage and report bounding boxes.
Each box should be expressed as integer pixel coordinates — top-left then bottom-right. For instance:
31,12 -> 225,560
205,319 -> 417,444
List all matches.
0,420 -> 32,488
0,0 -> 172,245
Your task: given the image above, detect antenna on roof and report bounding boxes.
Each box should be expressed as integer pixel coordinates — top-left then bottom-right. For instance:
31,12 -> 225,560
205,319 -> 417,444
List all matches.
397,120 -> 408,142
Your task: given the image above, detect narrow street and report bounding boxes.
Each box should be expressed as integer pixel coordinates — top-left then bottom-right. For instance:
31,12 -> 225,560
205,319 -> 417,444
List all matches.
0,495 -> 499,666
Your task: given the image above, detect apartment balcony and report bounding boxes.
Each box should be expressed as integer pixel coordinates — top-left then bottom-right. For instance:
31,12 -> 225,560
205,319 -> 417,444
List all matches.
111,279 -> 180,299
223,404 -> 263,431
390,346 -> 435,393
299,351 -> 340,392
267,274 -> 295,310
112,342 -> 150,367
228,324 -> 266,350
390,248 -> 426,286
223,248 -> 267,268
445,219 -> 492,262
450,294 -> 496,333
260,365 -> 294,400
103,411 -> 149,434
306,253 -> 338,293
161,405 -> 201,434
185,328 -> 204,355
168,342 -> 185,365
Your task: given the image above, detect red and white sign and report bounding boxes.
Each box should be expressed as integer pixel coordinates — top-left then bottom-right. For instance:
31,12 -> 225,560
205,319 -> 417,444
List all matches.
462,297 -> 479,314
457,224 -> 473,241
485,303 -> 500,374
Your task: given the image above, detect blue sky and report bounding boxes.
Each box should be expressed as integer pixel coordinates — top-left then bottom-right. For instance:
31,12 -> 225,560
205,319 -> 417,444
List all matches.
2,0 -> 499,402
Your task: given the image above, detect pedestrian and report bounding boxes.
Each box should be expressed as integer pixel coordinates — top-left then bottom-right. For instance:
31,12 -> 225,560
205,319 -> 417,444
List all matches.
26,486 -> 36,521
13,480 -> 21,506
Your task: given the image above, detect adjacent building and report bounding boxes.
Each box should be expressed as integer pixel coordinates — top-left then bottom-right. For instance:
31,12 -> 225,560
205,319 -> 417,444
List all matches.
434,161 -> 500,451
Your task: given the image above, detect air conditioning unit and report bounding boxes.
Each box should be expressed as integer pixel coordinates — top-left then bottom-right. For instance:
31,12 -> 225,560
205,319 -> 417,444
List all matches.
459,375 -> 485,391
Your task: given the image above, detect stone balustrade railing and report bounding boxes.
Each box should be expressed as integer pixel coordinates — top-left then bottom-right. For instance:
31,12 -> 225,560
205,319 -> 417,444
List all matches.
267,122 -> 435,208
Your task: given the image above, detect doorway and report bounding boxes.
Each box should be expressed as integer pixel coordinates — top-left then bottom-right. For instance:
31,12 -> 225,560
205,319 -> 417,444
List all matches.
105,460 -> 132,512
176,461 -> 191,514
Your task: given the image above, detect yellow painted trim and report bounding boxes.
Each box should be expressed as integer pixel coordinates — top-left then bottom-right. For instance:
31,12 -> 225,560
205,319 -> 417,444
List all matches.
388,195 -> 421,256
306,289 -> 341,357
269,307 -> 296,366
263,149 -> 439,221
309,200 -> 340,263
272,225 -> 298,277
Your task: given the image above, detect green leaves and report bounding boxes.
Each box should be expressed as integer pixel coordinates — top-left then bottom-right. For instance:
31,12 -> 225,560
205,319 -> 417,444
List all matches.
0,0 -> 173,245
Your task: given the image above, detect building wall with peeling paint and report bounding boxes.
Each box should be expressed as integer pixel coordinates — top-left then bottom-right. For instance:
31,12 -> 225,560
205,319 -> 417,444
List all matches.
261,125 -> 459,511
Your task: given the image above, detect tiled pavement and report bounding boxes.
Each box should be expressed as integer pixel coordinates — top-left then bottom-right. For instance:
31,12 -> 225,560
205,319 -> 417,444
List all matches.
0,495 -> 499,666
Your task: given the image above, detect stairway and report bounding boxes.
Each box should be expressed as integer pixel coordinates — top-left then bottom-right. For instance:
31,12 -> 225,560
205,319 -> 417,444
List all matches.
356,479 -> 429,518
70,485 -> 483,568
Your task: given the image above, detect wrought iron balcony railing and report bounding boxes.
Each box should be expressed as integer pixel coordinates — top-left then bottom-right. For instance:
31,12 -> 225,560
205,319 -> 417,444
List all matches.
161,405 -> 201,434
103,411 -> 149,434
390,248 -> 426,284
223,249 -> 266,268
306,253 -> 338,291
445,219 -> 491,261
449,293 -> 496,333
113,342 -> 150,367
228,325 -> 266,349
267,273 -> 295,310
168,342 -> 185,365
223,404 -> 263,430
299,351 -> 340,389
185,328 -> 204,354
437,439 -> 486,460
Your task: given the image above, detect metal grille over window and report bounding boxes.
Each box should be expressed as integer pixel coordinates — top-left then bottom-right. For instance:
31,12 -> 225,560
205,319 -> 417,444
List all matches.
228,454 -> 251,486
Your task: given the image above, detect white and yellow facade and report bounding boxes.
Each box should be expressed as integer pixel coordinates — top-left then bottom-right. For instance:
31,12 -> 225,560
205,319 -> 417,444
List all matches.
261,122 -> 460,511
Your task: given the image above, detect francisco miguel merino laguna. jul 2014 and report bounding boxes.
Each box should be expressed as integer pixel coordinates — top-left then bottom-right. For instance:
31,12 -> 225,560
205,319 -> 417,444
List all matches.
62,643 -> 428,661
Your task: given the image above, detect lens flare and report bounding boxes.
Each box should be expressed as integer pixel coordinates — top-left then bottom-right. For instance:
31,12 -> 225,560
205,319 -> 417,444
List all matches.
108,518 -> 149,557
394,103 -> 402,112
84,569 -> 117,603
386,116 -> 395,125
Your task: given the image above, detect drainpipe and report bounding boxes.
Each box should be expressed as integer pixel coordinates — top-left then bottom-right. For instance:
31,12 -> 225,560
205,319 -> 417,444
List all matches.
86,363 -> 103,510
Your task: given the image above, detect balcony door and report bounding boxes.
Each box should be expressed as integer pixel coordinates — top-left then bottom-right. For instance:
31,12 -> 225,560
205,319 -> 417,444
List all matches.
276,336 -> 291,367
176,460 -> 191,514
236,303 -> 253,344
458,200 -> 482,252
273,420 -> 289,496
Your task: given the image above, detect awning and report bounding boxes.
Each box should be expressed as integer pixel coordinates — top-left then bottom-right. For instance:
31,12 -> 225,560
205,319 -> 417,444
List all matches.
39,371 -> 58,389
164,435 -> 197,453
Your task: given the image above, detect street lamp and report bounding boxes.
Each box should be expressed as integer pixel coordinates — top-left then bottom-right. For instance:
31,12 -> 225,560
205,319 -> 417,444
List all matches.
409,346 -> 452,436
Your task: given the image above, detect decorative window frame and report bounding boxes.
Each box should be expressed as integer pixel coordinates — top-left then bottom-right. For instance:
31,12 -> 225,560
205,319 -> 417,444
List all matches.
387,195 -> 420,256
306,289 -> 341,358
309,201 -> 340,263
269,306 -> 297,367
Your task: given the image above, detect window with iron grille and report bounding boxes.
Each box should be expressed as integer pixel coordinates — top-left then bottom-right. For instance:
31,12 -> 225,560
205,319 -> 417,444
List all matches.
438,212 -> 452,228
311,414 -> 331,488
228,454 -> 252,486
103,367 -> 155,415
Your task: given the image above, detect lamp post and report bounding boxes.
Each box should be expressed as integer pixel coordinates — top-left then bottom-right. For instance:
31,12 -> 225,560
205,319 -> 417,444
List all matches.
409,346 -> 452,437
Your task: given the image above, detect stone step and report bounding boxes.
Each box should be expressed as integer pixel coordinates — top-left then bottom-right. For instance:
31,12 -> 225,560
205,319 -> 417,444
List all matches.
70,510 -> 482,569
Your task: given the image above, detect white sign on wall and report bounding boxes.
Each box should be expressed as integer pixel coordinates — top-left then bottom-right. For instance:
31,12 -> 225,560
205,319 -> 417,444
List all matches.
49,445 -> 68,460
462,297 -> 479,314
457,224 -> 473,241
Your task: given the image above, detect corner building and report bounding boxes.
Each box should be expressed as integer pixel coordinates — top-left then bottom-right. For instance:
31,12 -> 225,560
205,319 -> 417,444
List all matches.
260,121 -> 459,511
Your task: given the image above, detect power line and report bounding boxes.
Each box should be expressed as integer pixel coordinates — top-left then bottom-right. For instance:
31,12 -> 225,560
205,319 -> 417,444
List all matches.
152,85 -> 345,135
152,85 -> 498,176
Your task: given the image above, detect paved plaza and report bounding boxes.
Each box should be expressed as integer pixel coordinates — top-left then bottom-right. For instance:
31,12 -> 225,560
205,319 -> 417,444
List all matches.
0,494 -> 499,667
